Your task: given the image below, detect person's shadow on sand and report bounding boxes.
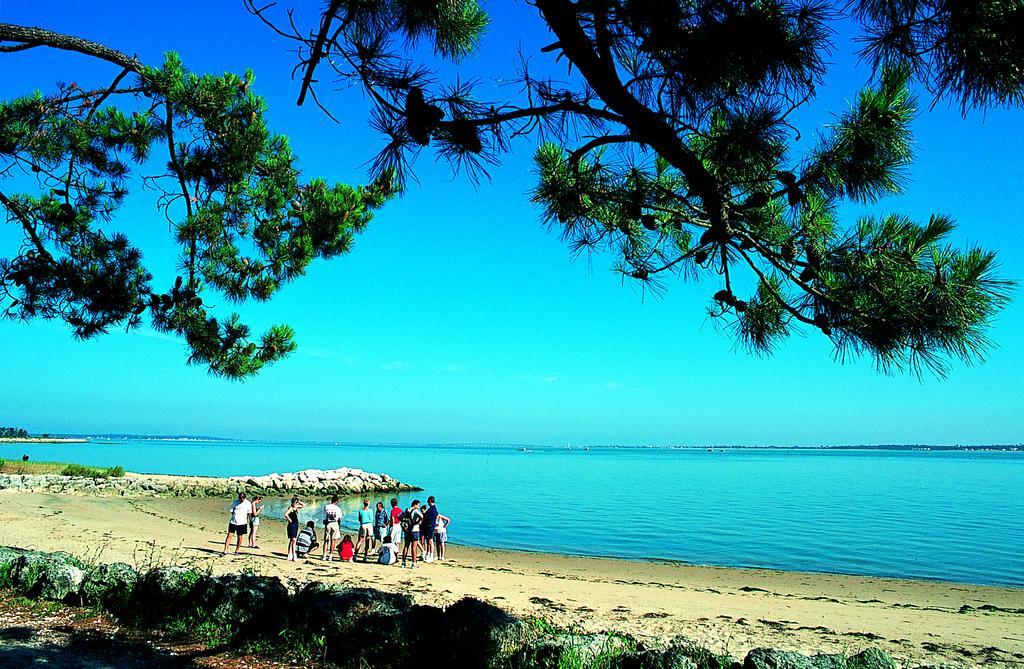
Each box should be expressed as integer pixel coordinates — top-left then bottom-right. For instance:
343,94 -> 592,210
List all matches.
192,544 -> 290,560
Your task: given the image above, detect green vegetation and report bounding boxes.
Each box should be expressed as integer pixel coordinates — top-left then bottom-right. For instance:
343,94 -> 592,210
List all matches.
0,427 -> 29,438
2,3 -> 1021,377
526,617 -> 560,635
59,463 -> 125,478
1,592 -> 62,615
0,27 -> 395,379
0,458 -> 125,477
165,610 -> 235,647
521,618 -> 735,669
243,631 -> 325,664
246,0 -> 1018,377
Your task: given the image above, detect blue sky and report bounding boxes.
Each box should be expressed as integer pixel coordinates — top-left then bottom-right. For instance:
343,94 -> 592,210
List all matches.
1,1 -> 1022,445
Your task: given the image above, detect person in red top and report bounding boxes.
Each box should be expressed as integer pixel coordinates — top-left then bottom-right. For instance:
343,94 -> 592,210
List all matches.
389,497 -> 403,547
338,535 -> 355,562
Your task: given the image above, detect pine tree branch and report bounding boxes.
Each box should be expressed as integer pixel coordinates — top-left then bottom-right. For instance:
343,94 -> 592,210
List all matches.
534,0 -> 727,229
163,102 -> 196,285
730,242 -> 816,326
568,134 -> 635,164
296,0 -> 345,107
0,23 -> 141,71
445,101 -> 625,129
63,66 -> 133,207
0,190 -> 52,260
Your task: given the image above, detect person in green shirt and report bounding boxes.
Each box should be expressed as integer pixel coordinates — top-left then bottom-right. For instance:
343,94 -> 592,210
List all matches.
356,498 -> 374,562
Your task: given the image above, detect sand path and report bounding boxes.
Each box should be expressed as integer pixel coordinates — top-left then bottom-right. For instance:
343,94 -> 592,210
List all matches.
1,492 -> 1021,667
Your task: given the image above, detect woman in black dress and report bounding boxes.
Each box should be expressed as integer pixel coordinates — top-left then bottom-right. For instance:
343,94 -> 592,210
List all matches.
284,496 -> 305,561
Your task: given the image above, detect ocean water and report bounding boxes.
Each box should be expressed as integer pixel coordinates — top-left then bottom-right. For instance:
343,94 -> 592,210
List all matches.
2,440 -> 1022,587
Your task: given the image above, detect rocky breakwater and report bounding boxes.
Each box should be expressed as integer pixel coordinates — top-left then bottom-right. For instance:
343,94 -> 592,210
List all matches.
0,467 -> 420,498
228,467 -> 421,497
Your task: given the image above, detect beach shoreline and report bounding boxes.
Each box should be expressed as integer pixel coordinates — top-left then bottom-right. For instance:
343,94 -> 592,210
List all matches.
0,491 -> 1021,668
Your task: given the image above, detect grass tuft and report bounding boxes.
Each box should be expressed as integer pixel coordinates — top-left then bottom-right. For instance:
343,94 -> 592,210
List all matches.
0,459 -> 125,477
59,463 -> 126,478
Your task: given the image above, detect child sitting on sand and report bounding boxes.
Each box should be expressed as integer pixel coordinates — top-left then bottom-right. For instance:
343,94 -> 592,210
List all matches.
295,521 -> 318,559
377,533 -> 398,565
338,535 -> 355,562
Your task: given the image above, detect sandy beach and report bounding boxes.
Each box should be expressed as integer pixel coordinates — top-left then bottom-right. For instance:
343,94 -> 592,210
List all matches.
0,491 -> 1021,668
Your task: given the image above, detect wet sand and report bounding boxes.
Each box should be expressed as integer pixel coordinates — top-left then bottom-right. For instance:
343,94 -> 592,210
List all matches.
1,491 -> 1021,667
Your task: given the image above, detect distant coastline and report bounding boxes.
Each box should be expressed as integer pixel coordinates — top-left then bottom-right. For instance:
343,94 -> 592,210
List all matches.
8,435 -> 1022,451
58,434 -> 236,442
0,437 -> 88,444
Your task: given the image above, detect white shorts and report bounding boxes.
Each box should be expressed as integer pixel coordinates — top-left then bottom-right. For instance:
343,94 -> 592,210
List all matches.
325,521 -> 340,540
250,517 -> 260,527
390,525 -> 402,544
359,523 -> 373,538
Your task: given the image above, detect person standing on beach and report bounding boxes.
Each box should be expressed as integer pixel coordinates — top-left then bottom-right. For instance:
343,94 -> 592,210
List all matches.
422,496 -> 439,561
322,495 -> 342,561
418,502 -> 431,559
373,501 -> 388,550
222,492 -> 252,555
284,496 -> 305,561
434,512 -> 450,560
356,498 -> 374,562
389,497 -> 403,547
401,499 -> 422,568
247,495 -> 264,549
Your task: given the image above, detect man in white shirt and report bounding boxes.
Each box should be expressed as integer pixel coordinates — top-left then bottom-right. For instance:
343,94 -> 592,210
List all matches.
321,495 -> 342,561
222,492 -> 253,555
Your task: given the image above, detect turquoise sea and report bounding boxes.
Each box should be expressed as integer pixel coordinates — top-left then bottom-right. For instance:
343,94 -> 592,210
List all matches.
2,440 -> 1022,587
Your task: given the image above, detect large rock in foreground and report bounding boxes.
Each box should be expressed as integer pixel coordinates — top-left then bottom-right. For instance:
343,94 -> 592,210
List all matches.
0,466 -> 419,498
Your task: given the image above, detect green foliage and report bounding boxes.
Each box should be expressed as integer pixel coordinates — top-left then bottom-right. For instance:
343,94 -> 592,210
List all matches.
549,633 -> 635,669
243,628 -> 325,663
1,48 -> 396,378
4,2 -> 1021,379
856,0 -> 1024,111
3,593 -> 63,615
248,0 -> 1016,377
668,638 -> 736,669
163,605 -> 234,647
733,276 -> 790,354
59,463 -> 125,478
818,214 -> 1009,374
401,0 -> 489,58
0,427 -> 29,438
807,65 -> 915,202
526,617 -> 560,635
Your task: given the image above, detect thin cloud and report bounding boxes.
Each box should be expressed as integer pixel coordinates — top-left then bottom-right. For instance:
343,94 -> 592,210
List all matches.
601,380 -> 654,394
381,360 -> 412,371
302,348 -> 359,366
515,373 -> 561,383
444,363 -> 466,373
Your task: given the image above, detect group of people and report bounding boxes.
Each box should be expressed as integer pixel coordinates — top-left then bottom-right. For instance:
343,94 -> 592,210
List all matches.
222,491 -> 450,569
